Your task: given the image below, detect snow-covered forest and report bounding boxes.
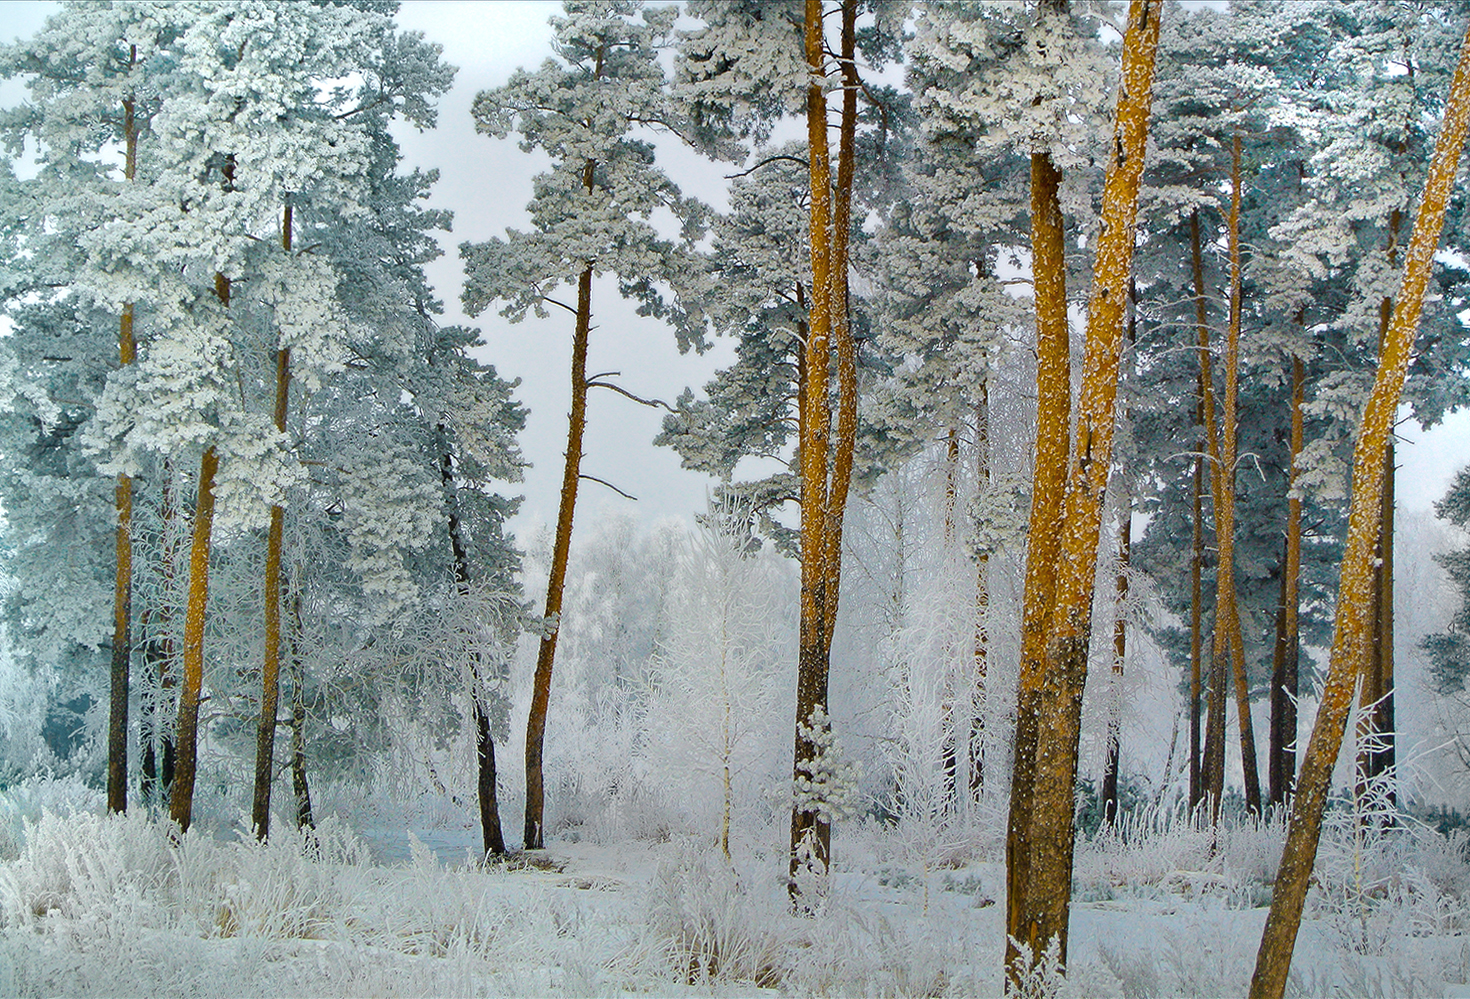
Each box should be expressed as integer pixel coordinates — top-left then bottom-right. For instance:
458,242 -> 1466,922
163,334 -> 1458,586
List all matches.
3,1 -> 1470,995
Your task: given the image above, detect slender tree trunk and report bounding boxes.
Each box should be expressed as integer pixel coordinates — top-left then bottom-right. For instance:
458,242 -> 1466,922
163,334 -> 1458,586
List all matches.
1219,131 -> 1264,816
107,79 -> 140,816
1360,211 -> 1402,807
1249,26 -> 1470,996
1005,144 -> 1070,977
789,0 -> 859,902
1101,511 -> 1130,824
170,259 -> 230,832
1102,290 -> 1139,825
287,581 -> 313,830
440,428 -> 506,858
1006,0 -> 1161,978
1205,638 -> 1228,819
1189,388 -> 1205,812
524,259 -> 592,851
169,443 -> 219,833
970,385 -> 990,803
253,202 -> 293,841
1269,354 -> 1304,809
941,426 -> 961,809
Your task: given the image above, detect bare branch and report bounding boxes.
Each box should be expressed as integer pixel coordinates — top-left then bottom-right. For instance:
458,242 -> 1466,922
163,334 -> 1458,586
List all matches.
579,473 -> 637,501
587,378 -> 677,413
725,154 -> 809,180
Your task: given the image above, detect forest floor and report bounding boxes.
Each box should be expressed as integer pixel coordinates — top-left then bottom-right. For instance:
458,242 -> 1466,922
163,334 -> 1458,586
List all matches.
0,776 -> 1467,997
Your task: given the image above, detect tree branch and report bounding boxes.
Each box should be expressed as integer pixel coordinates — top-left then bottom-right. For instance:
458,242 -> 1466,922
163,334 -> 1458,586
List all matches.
579,473 -> 637,501
725,154 -> 809,180
586,377 -> 676,413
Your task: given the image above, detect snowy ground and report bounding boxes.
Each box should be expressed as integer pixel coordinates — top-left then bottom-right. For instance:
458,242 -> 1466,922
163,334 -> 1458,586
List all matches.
0,776 -> 1466,997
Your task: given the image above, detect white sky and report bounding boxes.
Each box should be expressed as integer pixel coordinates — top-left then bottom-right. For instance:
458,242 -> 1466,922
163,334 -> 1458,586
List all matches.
1,0 -> 1468,538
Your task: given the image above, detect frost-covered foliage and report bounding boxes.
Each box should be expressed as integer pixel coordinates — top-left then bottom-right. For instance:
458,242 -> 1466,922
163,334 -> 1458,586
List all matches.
0,1 -> 525,816
460,0 -> 709,349
4,772 -> 1468,998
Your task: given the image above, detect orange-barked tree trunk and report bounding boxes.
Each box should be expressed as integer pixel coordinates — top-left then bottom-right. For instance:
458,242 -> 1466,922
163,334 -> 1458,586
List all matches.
1248,22 -> 1470,998
788,0 -> 860,903
1004,144 -> 1070,976
523,256 -> 592,851
1218,131 -> 1264,816
169,435 -> 220,833
1006,0 -> 1162,981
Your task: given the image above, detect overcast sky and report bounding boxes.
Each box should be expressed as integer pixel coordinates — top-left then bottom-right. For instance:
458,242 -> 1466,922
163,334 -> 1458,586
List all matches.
2,0 -> 1468,541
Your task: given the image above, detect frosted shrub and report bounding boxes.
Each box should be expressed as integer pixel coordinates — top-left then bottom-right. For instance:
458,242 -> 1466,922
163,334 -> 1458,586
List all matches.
1073,800 -> 1285,905
1313,795 -> 1470,956
0,809 -> 173,929
640,837 -> 787,989
211,816 -> 370,940
0,772 -> 103,861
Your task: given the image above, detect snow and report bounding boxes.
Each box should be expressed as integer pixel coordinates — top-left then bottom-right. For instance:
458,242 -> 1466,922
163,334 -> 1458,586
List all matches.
0,770 -> 1467,997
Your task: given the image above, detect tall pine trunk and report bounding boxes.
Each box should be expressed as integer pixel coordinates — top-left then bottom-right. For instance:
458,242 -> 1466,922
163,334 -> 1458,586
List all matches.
169,440 -> 219,833
253,202 -> 293,841
1269,353 -> 1304,809
107,78 -> 140,815
1101,511 -> 1130,824
1005,0 -> 1161,979
1359,212 -> 1402,805
1219,131 -> 1263,816
1249,24 -> 1470,997
524,257 -> 592,850
287,580 -> 313,830
969,385 -> 990,802
1102,294 -> 1138,824
1189,385 -> 1205,812
789,0 -> 859,903
1005,142 -> 1069,977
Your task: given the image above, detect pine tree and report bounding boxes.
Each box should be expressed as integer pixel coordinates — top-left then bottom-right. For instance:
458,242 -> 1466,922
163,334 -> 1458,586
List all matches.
1250,18 -> 1470,997
460,0 -> 707,850
1007,0 -> 1163,981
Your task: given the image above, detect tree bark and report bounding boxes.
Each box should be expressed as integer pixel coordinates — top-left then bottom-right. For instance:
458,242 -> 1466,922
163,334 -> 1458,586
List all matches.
1006,0 -> 1162,979
1204,638 -> 1228,819
1189,384 -> 1205,812
1219,131 -> 1264,816
440,427 -> 506,858
170,257 -> 231,833
107,78 -> 139,816
287,581 -> 313,831
1005,142 -> 1070,979
1269,353 -> 1304,809
1359,211 -> 1402,806
168,443 -> 219,833
1249,24 -> 1470,997
789,0 -> 860,902
1102,511 -> 1130,825
253,202 -> 292,841
524,258 -> 592,851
